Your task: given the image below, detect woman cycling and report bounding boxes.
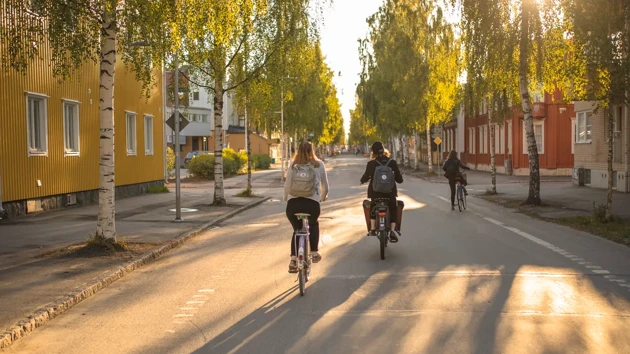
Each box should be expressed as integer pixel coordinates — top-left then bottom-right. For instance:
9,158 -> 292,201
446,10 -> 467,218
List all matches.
442,149 -> 471,210
360,141 -> 403,242
284,141 -> 329,273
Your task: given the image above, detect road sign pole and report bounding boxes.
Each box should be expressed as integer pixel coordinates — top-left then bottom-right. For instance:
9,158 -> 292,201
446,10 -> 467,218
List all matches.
174,53 -> 182,222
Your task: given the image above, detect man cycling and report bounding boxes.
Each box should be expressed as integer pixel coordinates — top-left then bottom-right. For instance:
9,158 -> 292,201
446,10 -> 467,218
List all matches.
442,149 -> 471,210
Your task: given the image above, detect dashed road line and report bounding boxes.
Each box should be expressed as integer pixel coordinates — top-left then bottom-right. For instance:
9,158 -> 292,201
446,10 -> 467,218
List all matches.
431,194 -> 630,292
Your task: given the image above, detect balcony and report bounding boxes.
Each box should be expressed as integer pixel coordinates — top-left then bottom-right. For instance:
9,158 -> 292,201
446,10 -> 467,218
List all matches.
532,102 -> 546,118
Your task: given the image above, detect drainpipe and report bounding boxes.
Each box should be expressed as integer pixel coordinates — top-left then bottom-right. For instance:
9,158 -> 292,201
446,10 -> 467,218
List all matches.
162,61 -> 169,184
625,101 -> 629,192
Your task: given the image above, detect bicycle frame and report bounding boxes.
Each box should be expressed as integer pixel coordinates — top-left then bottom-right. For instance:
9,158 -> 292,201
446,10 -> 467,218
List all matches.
296,218 -> 310,270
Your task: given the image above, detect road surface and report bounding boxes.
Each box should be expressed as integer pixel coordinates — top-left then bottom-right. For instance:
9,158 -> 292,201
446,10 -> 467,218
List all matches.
6,156 -> 630,354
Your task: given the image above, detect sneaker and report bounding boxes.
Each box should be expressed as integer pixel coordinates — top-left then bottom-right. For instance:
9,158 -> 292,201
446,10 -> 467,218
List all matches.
311,252 -> 322,263
288,258 -> 298,273
389,231 -> 399,243
451,205 -> 455,210
368,230 -> 377,237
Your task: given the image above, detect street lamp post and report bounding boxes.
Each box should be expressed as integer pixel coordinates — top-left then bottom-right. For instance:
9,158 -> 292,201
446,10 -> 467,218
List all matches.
173,53 -> 182,222
130,41 -> 181,222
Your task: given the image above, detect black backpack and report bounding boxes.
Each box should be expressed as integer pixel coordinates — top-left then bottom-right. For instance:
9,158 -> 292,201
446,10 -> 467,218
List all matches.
372,158 -> 395,193
443,159 -> 459,178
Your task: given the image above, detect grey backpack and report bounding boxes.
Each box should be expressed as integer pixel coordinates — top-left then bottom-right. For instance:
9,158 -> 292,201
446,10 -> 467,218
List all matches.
289,163 -> 316,197
372,159 -> 395,193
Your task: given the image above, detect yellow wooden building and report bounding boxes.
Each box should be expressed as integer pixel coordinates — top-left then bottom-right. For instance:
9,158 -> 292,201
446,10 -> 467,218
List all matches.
0,51 -> 165,217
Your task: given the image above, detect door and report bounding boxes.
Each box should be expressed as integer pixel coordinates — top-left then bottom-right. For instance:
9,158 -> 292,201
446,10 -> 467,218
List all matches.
192,137 -> 199,151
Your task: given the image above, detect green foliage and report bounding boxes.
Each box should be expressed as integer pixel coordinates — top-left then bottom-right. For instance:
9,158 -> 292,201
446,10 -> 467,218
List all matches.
187,154 -> 215,179
166,147 -> 176,171
251,154 -> 272,170
147,185 -> 170,193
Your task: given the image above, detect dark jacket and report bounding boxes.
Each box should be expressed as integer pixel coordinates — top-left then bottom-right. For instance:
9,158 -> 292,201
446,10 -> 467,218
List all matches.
360,156 -> 404,198
442,157 -> 470,179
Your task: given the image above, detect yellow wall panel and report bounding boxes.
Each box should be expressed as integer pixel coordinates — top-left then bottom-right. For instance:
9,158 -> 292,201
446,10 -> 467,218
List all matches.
1,46 -> 164,202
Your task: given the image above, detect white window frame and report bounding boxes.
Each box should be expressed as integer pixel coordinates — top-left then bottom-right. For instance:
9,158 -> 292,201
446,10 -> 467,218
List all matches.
523,120 -> 545,154
571,117 -> 576,154
575,111 -> 592,143
469,127 -> 476,154
62,99 -> 80,156
25,92 -> 49,156
484,125 -> 489,153
144,114 -> 154,155
126,112 -> 137,156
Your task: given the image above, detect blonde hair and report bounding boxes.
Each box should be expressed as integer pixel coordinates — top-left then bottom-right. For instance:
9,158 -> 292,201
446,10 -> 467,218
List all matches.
370,148 -> 390,160
292,141 -> 320,168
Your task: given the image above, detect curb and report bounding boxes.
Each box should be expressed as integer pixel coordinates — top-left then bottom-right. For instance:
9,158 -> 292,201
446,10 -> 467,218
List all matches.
0,196 -> 271,349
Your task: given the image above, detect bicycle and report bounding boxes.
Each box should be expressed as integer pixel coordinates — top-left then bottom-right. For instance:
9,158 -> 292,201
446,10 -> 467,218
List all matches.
456,172 -> 467,212
371,198 -> 391,260
294,213 -> 312,296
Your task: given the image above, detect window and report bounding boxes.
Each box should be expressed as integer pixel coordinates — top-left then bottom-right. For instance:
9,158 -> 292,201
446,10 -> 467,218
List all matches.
144,115 -> 154,155
193,91 -> 200,101
523,121 -> 544,154
576,111 -> 592,143
479,125 -> 487,154
63,100 -> 80,155
469,128 -> 476,154
126,112 -> 137,155
26,93 -> 48,155
202,114 -> 209,122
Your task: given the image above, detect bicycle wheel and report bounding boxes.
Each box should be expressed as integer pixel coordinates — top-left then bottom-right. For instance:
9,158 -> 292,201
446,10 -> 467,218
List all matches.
299,266 -> 306,296
380,231 -> 386,260
457,185 -> 463,212
462,191 -> 467,210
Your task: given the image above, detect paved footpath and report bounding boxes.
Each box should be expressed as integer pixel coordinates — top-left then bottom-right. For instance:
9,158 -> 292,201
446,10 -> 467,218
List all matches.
0,168 -> 284,348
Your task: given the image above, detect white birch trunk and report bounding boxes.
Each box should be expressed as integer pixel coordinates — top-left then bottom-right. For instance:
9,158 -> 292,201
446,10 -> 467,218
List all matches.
96,8 -> 117,241
213,65 -> 226,205
404,135 -> 411,168
426,121 -> 433,173
519,0 -> 541,205
413,130 -> 419,170
246,105 -> 252,193
489,110 -> 497,194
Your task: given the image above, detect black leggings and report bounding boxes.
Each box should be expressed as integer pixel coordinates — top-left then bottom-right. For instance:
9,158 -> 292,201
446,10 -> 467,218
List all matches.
449,177 -> 468,206
286,198 -> 321,256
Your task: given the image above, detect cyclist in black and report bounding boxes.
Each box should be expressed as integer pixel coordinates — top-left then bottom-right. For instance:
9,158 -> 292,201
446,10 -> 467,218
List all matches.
442,149 -> 471,210
360,141 -> 404,242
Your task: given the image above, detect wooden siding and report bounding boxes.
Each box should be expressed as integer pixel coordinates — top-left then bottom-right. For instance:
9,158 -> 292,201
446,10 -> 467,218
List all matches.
0,49 -> 163,202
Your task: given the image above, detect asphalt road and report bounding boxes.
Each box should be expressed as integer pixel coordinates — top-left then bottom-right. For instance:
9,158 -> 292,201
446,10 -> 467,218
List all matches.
5,156 -> 630,354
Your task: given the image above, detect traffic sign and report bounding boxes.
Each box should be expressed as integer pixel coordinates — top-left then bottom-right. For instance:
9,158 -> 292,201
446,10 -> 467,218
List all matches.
434,137 -> 442,145
166,112 -> 189,132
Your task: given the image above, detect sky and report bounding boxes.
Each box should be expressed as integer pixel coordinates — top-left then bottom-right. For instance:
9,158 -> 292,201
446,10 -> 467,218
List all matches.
318,0 -> 384,140
317,0 -> 461,141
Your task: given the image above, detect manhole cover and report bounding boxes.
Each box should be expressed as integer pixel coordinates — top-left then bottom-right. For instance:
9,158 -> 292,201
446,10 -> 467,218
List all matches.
169,208 -> 199,213
267,199 -> 281,202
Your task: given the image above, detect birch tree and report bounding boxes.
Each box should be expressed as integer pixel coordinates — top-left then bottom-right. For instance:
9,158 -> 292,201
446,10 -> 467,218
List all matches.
1,0 -> 173,242
560,0 -> 630,219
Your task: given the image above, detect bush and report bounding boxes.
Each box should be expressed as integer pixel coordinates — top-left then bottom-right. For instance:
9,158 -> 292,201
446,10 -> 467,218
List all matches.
237,150 -> 249,173
147,185 -> 169,193
187,153 -> 215,179
252,154 -> 272,170
166,147 -> 176,171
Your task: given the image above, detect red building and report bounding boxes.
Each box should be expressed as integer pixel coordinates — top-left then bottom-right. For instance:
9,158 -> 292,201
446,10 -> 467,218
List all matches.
445,90 -> 575,176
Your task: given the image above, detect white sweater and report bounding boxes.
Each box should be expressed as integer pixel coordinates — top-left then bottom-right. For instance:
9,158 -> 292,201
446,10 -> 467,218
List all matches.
283,160 -> 329,202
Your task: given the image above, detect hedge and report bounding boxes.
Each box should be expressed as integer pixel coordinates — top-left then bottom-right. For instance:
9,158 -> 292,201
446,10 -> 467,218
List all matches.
187,149 -> 272,179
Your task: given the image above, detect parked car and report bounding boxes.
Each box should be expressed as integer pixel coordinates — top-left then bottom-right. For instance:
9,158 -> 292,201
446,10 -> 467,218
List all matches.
184,151 -> 211,166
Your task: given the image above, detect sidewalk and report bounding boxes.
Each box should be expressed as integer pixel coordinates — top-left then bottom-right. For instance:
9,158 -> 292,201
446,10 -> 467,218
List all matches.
0,169 -> 282,348
404,162 -> 571,185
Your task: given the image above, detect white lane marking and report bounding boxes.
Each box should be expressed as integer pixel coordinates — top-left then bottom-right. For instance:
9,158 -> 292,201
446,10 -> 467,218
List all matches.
484,217 -> 503,226
186,301 -> 205,305
452,196 -> 625,292
166,330 -> 176,334
592,270 -> 611,274
192,295 -> 208,299
198,289 -> 215,293
180,307 -> 199,311
174,314 -> 194,317
172,321 -> 186,324
436,196 -> 450,204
